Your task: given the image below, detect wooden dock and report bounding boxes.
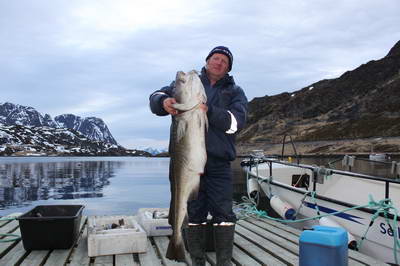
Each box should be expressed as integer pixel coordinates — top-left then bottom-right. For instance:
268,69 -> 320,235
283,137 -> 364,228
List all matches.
0,214 -> 389,265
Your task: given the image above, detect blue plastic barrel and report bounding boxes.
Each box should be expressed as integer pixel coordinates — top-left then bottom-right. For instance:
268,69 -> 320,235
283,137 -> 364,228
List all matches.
299,225 -> 348,266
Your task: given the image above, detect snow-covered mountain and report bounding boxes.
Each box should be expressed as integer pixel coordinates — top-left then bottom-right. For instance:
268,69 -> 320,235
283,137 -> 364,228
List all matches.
55,114 -> 117,145
0,102 -> 55,127
0,102 -> 117,145
0,124 -> 151,156
0,124 -> 123,156
143,147 -> 168,155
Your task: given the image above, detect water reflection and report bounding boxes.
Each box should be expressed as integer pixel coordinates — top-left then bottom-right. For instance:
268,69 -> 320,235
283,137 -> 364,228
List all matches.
0,161 -> 118,209
0,157 -> 172,216
2,155 -> 396,215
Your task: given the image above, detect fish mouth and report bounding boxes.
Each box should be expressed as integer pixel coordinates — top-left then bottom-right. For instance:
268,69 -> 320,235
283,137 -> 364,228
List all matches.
175,71 -> 186,84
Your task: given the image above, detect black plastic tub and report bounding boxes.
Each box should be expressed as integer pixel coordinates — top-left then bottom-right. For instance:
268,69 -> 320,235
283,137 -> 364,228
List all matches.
17,205 -> 84,250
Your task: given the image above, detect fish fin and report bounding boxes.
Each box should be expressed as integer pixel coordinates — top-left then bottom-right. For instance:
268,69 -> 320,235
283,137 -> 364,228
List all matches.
197,111 -> 208,131
166,239 -> 187,262
176,120 -> 188,142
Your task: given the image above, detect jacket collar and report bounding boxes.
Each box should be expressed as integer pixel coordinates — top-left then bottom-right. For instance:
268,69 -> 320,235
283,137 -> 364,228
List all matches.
200,67 -> 235,88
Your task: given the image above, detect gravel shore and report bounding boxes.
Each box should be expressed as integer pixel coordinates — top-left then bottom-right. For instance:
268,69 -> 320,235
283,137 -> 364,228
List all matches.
237,136 -> 400,157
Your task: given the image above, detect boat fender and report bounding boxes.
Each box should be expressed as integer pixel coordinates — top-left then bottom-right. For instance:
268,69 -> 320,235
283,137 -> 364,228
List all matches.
247,176 -> 259,199
270,195 -> 296,220
319,216 -> 358,250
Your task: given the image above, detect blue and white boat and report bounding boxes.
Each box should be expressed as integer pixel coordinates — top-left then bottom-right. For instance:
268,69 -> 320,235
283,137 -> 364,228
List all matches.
241,154 -> 400,264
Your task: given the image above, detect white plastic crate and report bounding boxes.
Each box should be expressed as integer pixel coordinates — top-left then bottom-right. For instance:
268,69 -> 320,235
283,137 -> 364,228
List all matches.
87,215 -> 147,257
137,208 -> 172,236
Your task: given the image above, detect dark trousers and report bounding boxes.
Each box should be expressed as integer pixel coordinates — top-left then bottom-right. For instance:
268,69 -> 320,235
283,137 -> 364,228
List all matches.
187,157 -> 236,224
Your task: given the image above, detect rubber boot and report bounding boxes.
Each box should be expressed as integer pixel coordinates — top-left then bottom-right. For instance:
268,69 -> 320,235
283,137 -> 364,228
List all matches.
185,225 -> 206,266
213,224 -> 235,266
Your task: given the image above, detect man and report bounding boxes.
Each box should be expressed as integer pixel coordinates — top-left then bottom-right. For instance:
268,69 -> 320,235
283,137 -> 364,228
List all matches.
149,46 -> 248,266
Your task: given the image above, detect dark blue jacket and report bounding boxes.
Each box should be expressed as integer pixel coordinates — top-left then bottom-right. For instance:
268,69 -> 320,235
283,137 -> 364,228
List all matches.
149,68 -> 248,161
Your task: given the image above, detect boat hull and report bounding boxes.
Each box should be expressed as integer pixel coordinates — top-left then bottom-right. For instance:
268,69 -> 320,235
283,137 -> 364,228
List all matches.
243,160 -> 400,264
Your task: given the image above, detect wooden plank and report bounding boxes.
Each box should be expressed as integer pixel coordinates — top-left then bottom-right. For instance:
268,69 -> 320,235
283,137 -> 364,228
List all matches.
233,233 -> 286,266
93,254 -> 113,265
0,228 -> 21,258
240,220 -> 367,266
44,249 -> 73,266
115,254 -> 139,266
0,213 -> 22,227
205,251 -> 216,265
0,219 -> 20,237
347,250 -> 389,266
348,259 -> 372,266
231,244 -> 262,266
44,216 -> 88,266
247,217 -> 388,265
0,240 -> 29,265
0,218 -> 22,261
248,217 -> 302,237
20,250 -> 51,266
235,224 -> 298,265
244,218 -> 300,243
69,224 -> 90,266
152,234 -> 258,266
238,220 -> 299,253
153,236 -> 187,266
0,218 -> 10,227
138,239 -> 162,266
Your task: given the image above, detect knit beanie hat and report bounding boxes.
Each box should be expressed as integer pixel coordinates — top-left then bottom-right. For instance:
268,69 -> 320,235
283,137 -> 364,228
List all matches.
205,46 -> 233,71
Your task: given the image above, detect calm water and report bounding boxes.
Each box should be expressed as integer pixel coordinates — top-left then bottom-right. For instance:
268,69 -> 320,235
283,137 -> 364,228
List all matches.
0,157 -> 173,216
0,155 -> 396,217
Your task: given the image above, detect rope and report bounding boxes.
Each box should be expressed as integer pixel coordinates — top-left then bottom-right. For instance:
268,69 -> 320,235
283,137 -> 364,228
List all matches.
293,191 -> 313,219
236,195 -> 370,223
359,195 -> 400,264
242,158 -> 400,263
233,194 -> 400,264
0,216 -> 21,243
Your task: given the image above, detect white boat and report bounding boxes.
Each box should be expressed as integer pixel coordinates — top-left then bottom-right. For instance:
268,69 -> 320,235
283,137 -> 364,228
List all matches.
369,153 -> 388,162
241,155 -> 400,264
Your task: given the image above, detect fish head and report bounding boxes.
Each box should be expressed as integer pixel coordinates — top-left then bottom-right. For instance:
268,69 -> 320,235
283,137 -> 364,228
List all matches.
174,70 -> 207,105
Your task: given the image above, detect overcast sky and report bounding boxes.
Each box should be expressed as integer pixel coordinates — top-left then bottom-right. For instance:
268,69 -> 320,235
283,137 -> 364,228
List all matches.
1,0 -> 399,149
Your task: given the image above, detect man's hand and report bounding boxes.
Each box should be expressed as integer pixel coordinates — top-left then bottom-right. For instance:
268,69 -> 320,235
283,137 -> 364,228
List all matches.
199,103 -> 208,113
163,97 -> 178,115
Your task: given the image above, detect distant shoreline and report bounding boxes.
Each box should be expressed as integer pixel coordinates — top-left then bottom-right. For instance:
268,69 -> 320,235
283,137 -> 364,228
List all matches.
1,136 -> 399,158
237,136 -> 400,157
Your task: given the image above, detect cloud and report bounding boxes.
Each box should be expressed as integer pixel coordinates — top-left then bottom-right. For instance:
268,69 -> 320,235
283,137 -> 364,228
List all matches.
1,0 -> 399,149
65,92 -> 124,115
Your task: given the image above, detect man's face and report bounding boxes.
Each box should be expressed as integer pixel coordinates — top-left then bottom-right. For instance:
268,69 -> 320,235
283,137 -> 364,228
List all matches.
206,53 -> 229,78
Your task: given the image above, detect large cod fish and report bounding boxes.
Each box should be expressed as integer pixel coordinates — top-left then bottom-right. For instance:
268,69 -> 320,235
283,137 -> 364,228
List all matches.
166,70 -> 208,261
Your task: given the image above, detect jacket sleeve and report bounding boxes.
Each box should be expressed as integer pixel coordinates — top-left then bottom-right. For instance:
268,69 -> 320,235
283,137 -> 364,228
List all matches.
207,86 -> 248,133
149,81 -> 175,116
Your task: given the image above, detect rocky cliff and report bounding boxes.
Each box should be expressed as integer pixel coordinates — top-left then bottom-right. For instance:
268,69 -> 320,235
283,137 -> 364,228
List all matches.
237,40 -> 400,154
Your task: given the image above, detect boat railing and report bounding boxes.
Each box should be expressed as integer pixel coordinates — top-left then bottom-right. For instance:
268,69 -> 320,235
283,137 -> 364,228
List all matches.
242,155 -> 400,200
327,155 -> 400,179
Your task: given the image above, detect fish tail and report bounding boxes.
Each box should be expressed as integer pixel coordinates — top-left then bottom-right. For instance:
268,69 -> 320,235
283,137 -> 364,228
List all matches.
166,239 -> 186,262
